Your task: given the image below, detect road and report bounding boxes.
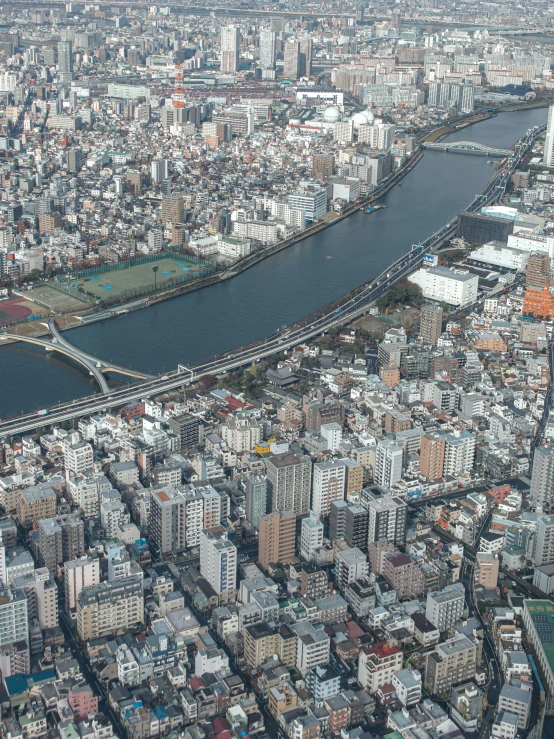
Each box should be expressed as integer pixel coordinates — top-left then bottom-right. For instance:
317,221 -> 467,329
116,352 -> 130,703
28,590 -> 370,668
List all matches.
0,122 -> 544,438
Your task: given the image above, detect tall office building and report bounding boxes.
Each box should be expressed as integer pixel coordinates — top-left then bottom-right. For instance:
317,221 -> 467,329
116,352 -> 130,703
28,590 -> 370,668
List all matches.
161,194 -> 185,225
200,527 -> 237,602
374,440 -> 403,489
284,41 -> 300,80
66,147 -> 83,174
366,496 -> 407,547
420,433 -> 446,480
420,304 -> 443,346
220,25 -> 240,74
312,460 -> 346,517
544,105 -> 554,167
258,511 -> 296,570
265,453 -> 312,516
259,30 -> 276,70
244,475 -> 268,529
530,446 -> 554,509
299,39 -> 313,77
57,40 -> 73,79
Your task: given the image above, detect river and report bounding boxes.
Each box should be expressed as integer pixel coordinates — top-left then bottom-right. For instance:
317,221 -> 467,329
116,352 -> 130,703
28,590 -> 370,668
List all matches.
0,107 -> 547,418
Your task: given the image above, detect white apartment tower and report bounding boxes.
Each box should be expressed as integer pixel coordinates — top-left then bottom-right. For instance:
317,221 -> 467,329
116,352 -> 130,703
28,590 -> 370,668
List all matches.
374,440 -> 403,490
200,528 -> 237,601
531,446 -> 554,509
544,104 -> 554,167
259,30 -> 276,70
311,460 -> 346,517
220,25 -> 240,74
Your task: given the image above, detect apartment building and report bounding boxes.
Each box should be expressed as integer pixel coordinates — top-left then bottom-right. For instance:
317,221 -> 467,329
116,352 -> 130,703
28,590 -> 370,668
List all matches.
383,554 -> 425,599
366,496 -> 407,548
311,460 -> 346,517
265,453 -> 312,515
76,575 -> 144,641
497,682 -> 532,730
424,634 -> 477,695
35,514 -> 85,575
335,548 -> 369,590
258,511 -> 296,570
425,583 -> 466,631
300,511 -> 324,561
0,587 -> 28,647
475,552 -> 500,589
292,621 -> 330,675
64,557 -> 101,618
200,527 -> 237,603
17,484 -> 57,527
357,642 -> 403,692
420,433 -> 446,480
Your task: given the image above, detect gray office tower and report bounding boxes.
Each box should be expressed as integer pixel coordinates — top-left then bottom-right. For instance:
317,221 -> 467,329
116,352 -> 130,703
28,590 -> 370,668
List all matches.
245,475 -> 268,529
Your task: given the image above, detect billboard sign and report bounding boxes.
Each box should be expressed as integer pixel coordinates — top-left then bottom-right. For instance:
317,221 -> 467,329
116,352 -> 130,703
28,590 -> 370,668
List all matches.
423,253 -> 438,267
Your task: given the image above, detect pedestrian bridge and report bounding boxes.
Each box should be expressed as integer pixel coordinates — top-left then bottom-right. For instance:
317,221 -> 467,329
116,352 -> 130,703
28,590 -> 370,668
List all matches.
422,141 -> 512,157
0,320 -> 153,394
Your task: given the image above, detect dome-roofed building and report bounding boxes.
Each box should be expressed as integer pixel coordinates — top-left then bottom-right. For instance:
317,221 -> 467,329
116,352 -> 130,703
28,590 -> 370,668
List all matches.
352,111 -> 370,130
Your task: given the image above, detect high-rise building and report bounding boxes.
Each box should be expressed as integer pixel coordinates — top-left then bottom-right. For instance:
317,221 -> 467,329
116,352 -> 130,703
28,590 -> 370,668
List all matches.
312,460 -> 346,517
151,158 -> 168,184
284,41 -> 300,79
76,576 -> 144,641
425,582 -> 465,631
535,515 -> 554,566
64,557 -> 101,618
161,194 -> 184,225
300,511 -> 323,561
329,500 -> 368,550
299,39 -> 313,77
66,147 -> 83,173
420,433 -> 446,480
530,447 -> 554,509
57,40 -> 73,79
149,485 -> 210,555
424,635 -> 477,695
200,527 -> 237,601
312,154 -> 335,179
260,30 -> 276,70
34,514 -> 85,575
544,104 -> 554,167
420,304 -> 443,346
14,568 -> 58,630
167,413 -> 199,449
526,252 -> 551,289
0,587 -> 28,647
374,440 -> 403,489
220,25 -> 240,74
258,511 -> 296,570
366,497 -> 407,547
265,453 -> 312,516
244,475 -> 268,529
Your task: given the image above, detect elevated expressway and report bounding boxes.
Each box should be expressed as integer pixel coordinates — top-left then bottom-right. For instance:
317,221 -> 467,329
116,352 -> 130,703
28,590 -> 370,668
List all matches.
0,123 -> 544,438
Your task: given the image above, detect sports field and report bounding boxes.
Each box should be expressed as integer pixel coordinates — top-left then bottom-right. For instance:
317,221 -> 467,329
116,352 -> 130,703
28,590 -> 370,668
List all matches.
68,257 -> 206,300
0,295 -> 47,324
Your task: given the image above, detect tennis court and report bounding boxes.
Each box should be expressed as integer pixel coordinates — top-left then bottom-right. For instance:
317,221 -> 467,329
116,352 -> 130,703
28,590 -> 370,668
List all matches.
67,257 -> 207,300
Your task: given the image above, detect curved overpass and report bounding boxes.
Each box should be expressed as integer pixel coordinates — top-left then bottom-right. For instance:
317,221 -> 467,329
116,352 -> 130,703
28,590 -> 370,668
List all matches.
0,334 -> 110,393
47,320 -> 153,380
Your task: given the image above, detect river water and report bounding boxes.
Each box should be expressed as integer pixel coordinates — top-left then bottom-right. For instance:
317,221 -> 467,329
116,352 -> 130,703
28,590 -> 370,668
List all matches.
0,107 -> 547,417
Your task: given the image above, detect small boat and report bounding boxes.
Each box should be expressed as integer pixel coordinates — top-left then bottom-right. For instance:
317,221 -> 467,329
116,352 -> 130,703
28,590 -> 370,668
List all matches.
364,204 -> 386,214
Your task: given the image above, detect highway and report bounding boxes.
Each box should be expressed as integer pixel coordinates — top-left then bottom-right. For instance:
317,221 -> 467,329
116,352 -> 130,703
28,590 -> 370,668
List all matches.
0,122 -> 544,439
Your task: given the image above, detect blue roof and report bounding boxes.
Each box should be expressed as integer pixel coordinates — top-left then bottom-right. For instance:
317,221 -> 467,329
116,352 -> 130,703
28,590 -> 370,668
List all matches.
5,674 -> 29,696
153,705 -> 169,719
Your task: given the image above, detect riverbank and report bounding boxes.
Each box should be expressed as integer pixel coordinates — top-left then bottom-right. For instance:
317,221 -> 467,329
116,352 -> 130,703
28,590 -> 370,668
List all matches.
12,146 -> 425,340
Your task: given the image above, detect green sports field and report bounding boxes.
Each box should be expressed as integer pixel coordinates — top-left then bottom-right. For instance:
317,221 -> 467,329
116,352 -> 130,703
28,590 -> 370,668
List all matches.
68,257 -> 206,300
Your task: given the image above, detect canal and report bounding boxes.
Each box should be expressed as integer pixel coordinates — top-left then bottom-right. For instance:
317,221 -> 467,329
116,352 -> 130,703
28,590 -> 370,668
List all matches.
0,106 -> 547,417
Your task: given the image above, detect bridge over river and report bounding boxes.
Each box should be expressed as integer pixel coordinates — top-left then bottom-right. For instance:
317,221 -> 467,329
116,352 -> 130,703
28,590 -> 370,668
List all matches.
422,140 -> 512,156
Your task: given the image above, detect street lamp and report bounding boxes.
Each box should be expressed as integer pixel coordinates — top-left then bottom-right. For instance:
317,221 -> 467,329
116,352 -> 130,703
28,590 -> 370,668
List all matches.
152,265 -> 159,291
